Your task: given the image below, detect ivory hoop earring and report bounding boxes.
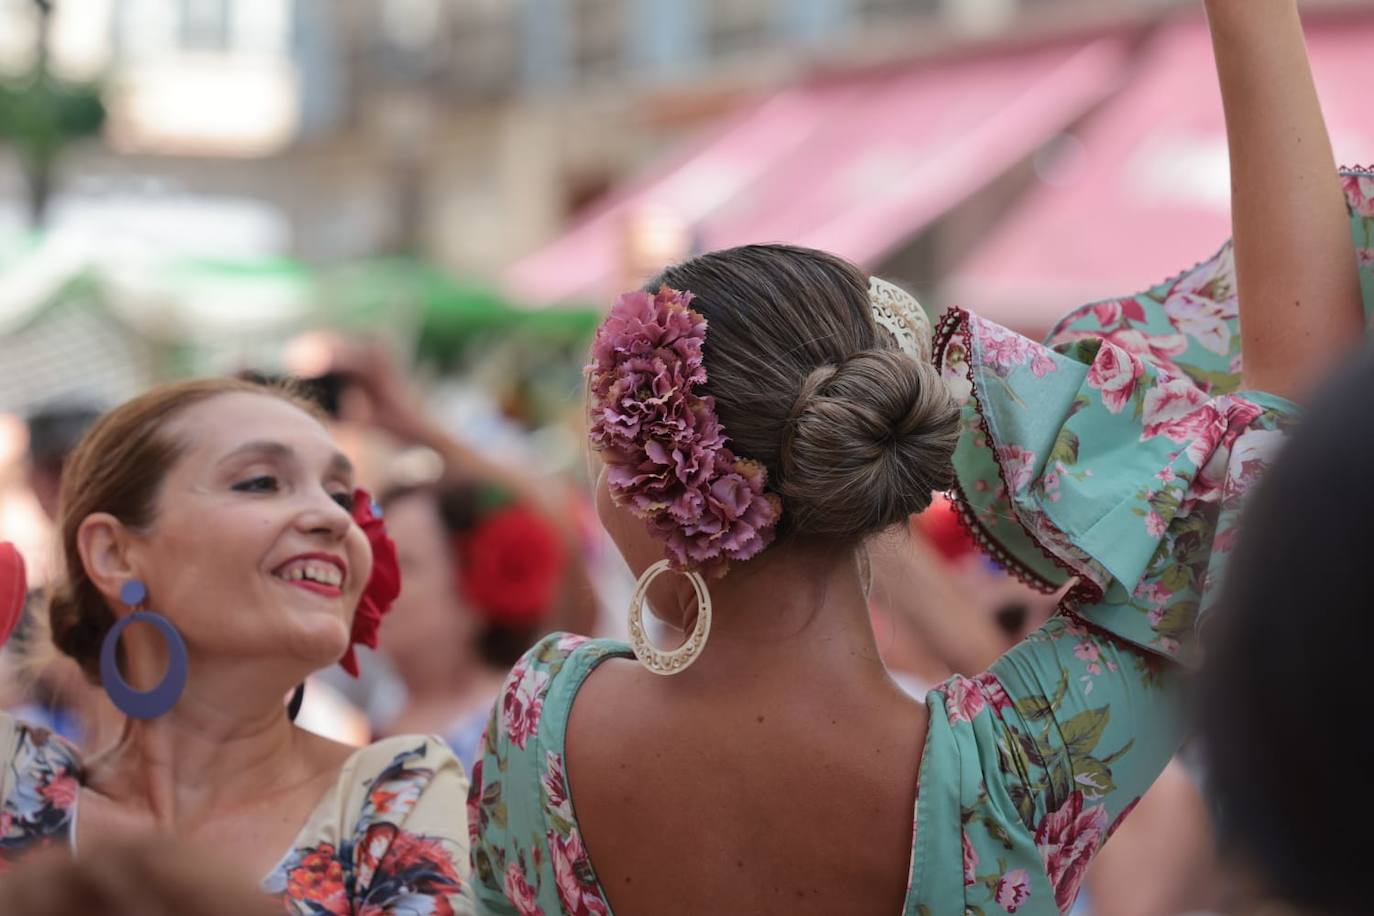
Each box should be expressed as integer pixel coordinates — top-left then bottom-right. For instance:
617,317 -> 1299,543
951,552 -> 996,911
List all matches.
627,560 -> 712,676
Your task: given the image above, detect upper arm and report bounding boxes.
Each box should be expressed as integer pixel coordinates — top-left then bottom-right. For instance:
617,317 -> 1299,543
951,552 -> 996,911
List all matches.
974,615 -> 1184,835
1206,0 -> 1364,399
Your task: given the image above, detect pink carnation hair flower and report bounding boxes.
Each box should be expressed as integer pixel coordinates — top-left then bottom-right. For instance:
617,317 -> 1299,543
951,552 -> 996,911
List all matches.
587,286 -> 781,574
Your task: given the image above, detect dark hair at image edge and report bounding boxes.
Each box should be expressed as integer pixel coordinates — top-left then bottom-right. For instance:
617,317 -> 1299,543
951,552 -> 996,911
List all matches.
648,244 -> 959,546
1200,345 -> 1374,915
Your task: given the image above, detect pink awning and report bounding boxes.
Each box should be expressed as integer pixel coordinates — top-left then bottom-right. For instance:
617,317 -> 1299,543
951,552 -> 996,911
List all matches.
506,36 -> 1133,305
944,12 -> 1374,332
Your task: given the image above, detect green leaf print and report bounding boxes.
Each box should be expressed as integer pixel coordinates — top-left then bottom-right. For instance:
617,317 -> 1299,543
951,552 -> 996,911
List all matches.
1049,429 -> 1081,468
1008,783 -> 1037,830
1071,756 -> 1116,800
1100,738 -> 1136,767
1048,762 -> 1075,807
1061,707 -> 1110,758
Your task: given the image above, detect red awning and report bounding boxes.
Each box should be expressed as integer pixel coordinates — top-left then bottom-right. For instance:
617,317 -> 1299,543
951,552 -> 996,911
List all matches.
506,36 -> 1133,305
944,12 -> 1374,332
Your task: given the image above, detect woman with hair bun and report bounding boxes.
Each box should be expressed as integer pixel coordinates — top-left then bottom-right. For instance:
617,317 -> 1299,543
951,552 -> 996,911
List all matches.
468,1 -> 1372,913
0,378 -> 475,913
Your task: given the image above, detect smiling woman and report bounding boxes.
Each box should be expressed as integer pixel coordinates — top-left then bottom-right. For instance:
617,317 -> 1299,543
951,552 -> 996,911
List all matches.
0,378 -> 475,915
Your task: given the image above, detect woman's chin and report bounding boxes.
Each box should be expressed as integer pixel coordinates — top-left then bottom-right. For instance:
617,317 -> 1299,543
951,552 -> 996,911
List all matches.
279,618 -> 354,671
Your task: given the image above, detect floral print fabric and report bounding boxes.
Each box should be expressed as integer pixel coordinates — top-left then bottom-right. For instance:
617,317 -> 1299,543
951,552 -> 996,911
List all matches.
0,718 -> 476,913
0,721 -> 80,869
469,169 -> 1374,915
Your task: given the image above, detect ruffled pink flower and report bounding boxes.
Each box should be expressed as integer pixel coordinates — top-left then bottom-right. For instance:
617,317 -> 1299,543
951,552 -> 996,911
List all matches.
996,868 -> 1032,912
1035,791 -> 1108,913
548,830 -> 610,916
963,830 -> 979,886
588,287 -> 781,572
1073,642 -> 1100,664
1086,342 -> 1144,414
504,862 -> 545,916
945,677 -> 987,724
1343,174 -> 1374,218
502,656 -> 550,750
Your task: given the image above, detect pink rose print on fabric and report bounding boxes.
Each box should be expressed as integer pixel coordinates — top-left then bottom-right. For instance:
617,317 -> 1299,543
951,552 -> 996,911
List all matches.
502,656 -> 551,750
1141,379 -> 1218,459
549,830 -> 610,916
945,677 -> 987,725
466,756 -> 483,848
556,633 -> 589,653
963,830 -> 979,887
996,445 -> 1037,495
972,672 -> 1013,716
996,868 -> 1033,913
1145,511 -> 1167,538
543,752 -> 573,822
1035,791 -> 1108,913
1223,428 -> 1285,502
1343,174 -> 1374,217
977,318 -> 1057,378
1162,249 -> 1238,356
1183,397 -> 1264,506
504,863 -> 545,916
1085,342 -> 1145,414
1058,327 -> 1188,378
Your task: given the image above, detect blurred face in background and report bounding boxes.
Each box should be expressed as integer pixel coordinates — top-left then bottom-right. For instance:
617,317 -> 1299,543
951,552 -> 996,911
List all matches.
378,490 -> 478,667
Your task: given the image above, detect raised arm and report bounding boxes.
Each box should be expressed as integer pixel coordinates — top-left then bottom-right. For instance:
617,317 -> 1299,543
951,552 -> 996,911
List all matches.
1206,0 -> 1363,400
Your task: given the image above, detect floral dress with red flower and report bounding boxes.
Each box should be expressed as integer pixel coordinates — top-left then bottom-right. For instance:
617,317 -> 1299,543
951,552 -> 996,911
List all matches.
0,718 -> 475,914
468,169 -> 1374,916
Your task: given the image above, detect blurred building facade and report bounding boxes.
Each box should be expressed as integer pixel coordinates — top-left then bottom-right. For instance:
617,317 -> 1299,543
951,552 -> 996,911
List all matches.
0,0 -> 1177,278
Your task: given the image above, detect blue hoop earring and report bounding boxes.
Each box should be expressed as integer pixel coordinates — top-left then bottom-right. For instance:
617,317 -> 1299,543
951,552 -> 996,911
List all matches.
99,580 -> 189,720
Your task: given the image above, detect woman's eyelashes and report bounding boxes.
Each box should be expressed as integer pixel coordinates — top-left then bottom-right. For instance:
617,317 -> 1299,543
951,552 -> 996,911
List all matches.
231,474 -> 355,512
232,474 -> 279,495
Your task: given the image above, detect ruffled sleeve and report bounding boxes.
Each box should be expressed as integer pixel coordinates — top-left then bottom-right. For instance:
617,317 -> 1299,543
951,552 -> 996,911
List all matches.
935,304 -> 1298,662
935,165 -> 1374,659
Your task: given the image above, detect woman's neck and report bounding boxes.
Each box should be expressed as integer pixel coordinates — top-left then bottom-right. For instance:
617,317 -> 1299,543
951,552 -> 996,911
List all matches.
83,660 -> 332,833
660,541 -> 894,691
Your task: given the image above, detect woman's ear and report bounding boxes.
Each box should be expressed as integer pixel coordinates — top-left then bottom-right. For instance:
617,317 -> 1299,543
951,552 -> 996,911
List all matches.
77,512 -> 140,612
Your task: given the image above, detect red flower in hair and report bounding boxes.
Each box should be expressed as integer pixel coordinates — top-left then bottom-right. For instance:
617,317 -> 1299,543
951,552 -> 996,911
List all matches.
340,489 -> 401,677
0,542 -> 26,649
456,505 -> 567,628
